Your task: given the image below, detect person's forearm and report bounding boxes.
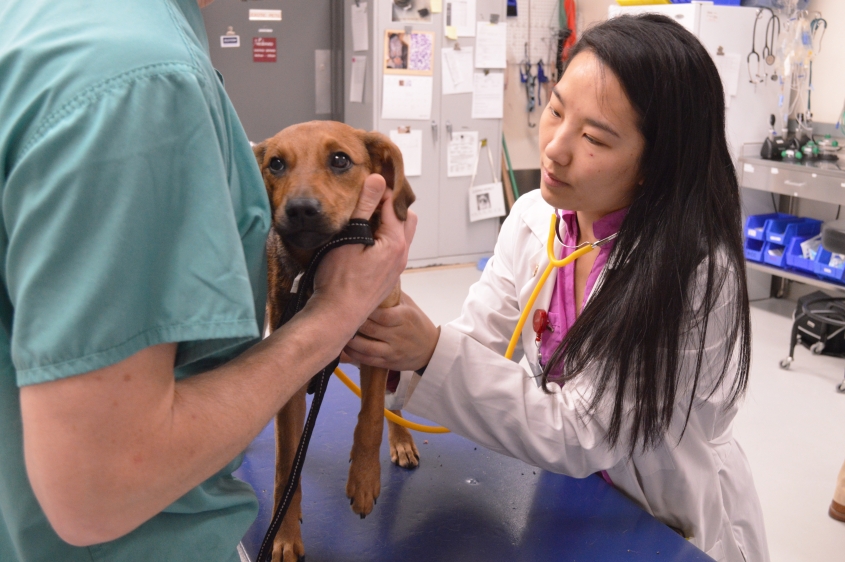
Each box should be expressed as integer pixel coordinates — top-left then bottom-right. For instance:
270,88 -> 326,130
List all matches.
23,297 -> 366,547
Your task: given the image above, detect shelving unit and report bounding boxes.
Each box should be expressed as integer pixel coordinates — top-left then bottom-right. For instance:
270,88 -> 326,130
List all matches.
739,143 -> 845,295
746,261 -> 845,293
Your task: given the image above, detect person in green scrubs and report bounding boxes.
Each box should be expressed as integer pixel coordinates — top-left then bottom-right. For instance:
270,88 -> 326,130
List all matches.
0,1 -> 415,560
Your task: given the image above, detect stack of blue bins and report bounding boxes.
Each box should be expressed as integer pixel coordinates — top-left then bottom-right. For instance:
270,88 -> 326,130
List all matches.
744,213 -> 823,276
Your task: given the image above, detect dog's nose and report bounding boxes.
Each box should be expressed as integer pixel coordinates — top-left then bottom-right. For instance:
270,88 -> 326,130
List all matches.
284,198 -> 322,225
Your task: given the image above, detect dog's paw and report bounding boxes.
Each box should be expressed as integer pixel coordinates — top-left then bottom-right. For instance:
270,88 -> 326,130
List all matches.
390,437 -> 420,468
271,533 -> 305,562
346,457 -> 381,517
388,418 -> 420,469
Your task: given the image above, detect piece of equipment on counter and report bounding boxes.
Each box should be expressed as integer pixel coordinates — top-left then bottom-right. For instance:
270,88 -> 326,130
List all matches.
780,148 -> 803,162
761,114 -> 787,160
780,220 -> 845,393
816,134 -> 841,161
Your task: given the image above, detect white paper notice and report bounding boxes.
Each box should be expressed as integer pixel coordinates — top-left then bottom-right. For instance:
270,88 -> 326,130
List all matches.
447,131 -> 479,177
315,50 -> 331,114
441,47 -> 474,95
469,182 -> 506,222
471,71 -> 503,119
382,75 -> 432,120
713,53 -> 740,108
249,9 -> 282,21
351,2 -> 369,52
445,0 -> 476,37
475,22 -> 507,68
389,129 -> 423,177
350,56 -> 366,103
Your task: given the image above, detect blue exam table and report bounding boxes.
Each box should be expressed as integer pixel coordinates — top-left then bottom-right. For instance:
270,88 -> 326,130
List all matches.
235,365 -> 713,562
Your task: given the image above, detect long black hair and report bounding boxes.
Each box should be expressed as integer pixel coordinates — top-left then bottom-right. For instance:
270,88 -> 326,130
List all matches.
542,14 -> 751,456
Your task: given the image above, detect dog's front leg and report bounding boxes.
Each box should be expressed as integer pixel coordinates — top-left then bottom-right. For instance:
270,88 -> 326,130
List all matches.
272,385 -> 307,562
387,411 -> 420,468
346,364 -> 388,517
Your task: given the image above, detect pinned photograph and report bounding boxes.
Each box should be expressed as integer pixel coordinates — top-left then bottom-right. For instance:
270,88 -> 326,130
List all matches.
468,182 -> 506,222
384,30 -> 434,75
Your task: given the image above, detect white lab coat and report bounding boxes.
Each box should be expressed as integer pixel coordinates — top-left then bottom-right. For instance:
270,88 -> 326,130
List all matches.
404,190 -> 769,561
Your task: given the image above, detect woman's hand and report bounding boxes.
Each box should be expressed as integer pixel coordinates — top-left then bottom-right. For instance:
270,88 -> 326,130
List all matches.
343,291 -> 440,372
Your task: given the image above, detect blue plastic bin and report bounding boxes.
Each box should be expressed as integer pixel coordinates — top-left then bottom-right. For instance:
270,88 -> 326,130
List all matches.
745,213 -> 796,241
784,236 -> 816,273
814,248 -> 845,283
762,241 -> 788,268
744,238 -> 765,262
764,217 -> 822,246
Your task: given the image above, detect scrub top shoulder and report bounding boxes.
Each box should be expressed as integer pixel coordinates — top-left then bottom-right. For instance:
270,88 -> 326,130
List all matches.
0,1 -> 271,560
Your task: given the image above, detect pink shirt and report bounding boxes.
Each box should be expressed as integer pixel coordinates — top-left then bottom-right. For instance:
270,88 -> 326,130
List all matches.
538,207 -> 627,381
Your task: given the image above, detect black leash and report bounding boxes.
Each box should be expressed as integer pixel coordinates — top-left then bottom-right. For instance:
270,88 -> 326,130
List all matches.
255,219 -> 375,562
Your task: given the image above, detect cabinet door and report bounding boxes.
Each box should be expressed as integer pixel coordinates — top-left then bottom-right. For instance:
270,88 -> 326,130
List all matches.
373,1 -> 442,262
436,0 -> 504,259
438,82 -> 502,258
202,0 -> 334,143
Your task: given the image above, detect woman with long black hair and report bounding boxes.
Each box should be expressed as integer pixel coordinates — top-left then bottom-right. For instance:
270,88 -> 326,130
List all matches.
345,14 -> 768,561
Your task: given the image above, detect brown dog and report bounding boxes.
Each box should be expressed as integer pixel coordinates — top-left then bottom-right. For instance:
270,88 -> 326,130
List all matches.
253,121 -> 419,562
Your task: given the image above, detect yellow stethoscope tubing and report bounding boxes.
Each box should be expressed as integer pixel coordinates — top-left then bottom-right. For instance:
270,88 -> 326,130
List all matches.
504,214 -> 606,360
332,367 -> 451,433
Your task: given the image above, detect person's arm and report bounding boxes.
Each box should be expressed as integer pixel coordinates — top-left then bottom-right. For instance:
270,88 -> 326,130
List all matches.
20,175 -> 416,547
403,266 -> 738,477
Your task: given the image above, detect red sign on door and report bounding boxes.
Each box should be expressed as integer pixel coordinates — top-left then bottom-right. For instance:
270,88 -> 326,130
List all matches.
253,37 -> 277,62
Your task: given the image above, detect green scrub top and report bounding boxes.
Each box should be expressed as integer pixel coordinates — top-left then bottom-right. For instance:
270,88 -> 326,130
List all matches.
0,0 -> 271,560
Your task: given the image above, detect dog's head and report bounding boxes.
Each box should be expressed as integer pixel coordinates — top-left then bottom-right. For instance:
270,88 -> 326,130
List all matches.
253,121 -> 415,253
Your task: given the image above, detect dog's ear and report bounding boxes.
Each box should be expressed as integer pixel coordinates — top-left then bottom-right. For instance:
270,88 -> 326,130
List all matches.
363,131 -> 415,221
252,141 -> 267,171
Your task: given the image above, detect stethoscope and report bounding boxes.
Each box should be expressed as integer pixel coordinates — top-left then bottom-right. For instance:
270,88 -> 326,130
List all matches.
747,8 -> 780,84
504,213 -> 617,360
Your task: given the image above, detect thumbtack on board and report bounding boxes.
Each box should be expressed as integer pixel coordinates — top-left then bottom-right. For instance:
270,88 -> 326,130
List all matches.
490,14 -> 500,24
481,138 -> 488,147
405,25 -> 413,35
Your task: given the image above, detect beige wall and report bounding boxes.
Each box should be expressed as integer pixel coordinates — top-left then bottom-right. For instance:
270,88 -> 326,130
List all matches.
503,0 -> 615,170
806,0 -> 845,125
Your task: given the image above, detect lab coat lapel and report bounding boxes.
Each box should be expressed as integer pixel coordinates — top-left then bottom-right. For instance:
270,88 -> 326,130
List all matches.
517,201 -> 559,377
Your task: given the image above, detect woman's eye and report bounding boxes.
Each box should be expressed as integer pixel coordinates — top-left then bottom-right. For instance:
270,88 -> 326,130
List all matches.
549,106 -> 561,118
584,135 -> 603,146
268,157 -> 286,173
330,152 -> 353,170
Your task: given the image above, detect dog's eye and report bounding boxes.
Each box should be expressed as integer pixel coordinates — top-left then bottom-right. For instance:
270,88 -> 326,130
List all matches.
268,157 -> 286,173
330,152 -> 353,171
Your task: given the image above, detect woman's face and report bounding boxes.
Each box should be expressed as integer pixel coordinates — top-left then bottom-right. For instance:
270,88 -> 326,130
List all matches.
539,51 -> 646,218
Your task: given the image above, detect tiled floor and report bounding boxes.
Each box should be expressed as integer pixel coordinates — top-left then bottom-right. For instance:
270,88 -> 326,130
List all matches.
401,264 -> 845,562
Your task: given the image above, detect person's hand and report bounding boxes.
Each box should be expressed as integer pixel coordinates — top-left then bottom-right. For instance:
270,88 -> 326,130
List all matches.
343,291 -> 440,372
310,174 -> 417,331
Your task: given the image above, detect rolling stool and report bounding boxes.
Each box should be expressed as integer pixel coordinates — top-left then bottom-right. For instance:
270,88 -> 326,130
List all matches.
779,220 -> 845,393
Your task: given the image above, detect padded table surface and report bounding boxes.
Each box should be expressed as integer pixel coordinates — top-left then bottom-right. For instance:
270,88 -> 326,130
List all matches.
235,366 -> 713,562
